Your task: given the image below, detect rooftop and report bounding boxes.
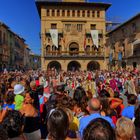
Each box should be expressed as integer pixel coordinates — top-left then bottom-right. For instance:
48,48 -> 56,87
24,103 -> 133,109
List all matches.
36,0 -> 111,17
107,13 -> 140,35
0,21 -> 26,42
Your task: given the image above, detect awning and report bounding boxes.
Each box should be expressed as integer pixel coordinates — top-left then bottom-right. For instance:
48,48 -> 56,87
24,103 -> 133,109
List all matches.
133,39 -> 140,45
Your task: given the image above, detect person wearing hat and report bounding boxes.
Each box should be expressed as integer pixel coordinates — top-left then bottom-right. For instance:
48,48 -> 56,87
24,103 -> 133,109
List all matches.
14,84 -> 25,110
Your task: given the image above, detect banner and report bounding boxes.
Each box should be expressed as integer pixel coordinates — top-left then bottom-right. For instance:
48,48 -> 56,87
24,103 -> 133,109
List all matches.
109,49 -> 113,62
118,51 -> 122,61
49,29 -> 58,48
109,53 -> 113,62
84,35 -> 86,50
91,30 -> 98,48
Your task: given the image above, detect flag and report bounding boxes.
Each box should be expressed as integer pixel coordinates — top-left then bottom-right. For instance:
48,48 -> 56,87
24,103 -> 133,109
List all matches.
118,51 -> 122,61
50,29 -> 58,48
84,34 -> 86,50
91,30 -> 98,48
109,53 -> 113,62
62,38 -> 65,49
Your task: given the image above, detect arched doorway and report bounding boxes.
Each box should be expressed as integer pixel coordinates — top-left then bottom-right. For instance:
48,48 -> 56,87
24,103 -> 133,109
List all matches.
67,61 -> 81,71
69,42 -> 79,56
87,61 -> 100,71
47,61 -> 61,71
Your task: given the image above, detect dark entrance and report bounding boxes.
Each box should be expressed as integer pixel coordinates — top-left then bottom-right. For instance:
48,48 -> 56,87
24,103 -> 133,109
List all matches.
67,61 -> 81,71
47,61 -> 61,71
87,61 -> 100,71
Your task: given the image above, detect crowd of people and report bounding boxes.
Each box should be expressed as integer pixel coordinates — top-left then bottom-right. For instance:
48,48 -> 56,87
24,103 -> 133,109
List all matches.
0,68 -> 140,140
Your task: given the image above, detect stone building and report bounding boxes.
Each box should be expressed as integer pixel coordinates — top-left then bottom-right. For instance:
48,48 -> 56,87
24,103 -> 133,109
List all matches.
0,22 -> 10,70
36,0 -> 111,71
107,13 -> 140,70
0,21 -> 30,71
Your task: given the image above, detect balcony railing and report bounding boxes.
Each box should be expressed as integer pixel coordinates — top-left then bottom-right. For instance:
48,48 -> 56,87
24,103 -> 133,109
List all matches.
45,50 -> 104,58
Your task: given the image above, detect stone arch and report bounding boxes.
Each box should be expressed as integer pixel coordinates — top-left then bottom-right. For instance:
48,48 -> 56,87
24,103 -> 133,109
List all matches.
47,61 -> 61,71
87,61 -> 100,71
69,42 -> 79,56
67,61 -> 81,71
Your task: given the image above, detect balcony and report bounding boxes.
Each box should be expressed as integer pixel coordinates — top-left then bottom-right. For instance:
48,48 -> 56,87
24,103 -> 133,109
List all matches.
44,50 -> 104,59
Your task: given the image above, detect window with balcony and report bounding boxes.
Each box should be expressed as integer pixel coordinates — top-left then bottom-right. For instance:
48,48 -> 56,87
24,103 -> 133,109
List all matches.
72,10 -> 75,17
91,24 -> 96,30
87,10 -> 90,17
86,45 -> 90,55
52,45 -> 57,55
52,10 -> 55,16
77,24 -> 83,32
57,10 -> 60,16
46,45 -> 51,55
77,10 -> 80,17
65,24 -> 71,32
51,24 -> 57,29
47,9 -> 50,16
48,38 -> 50,43
82,11 -> 85,17
67,10 -> 70,17
92,11 -> 95,17
97,11 -> 100,17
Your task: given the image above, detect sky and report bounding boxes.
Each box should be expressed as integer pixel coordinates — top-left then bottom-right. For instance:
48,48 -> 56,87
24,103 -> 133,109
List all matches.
0,0 -> 140,54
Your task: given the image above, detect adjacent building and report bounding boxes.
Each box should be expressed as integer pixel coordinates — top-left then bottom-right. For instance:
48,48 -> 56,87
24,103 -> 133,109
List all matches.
0,22 -> 10,70
107,13 -> 140,70
0,21 -> 32,71
36,0 -> 111,71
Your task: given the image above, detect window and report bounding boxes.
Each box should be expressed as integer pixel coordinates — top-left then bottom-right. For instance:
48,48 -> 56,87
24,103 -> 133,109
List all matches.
77,10 -> 80,17
132,23 -> 136,32
3,33 -> 6,43
82,11 -> 85,17
72,10 -> 75,17
87,10 -> 90,17
57,10 -> 60,16
52,10 -> 55,16
62,10 -> 65,16
67,10 -> 70,17
77,24 -> 83,32
47,9 -> 50,16
92,11 -> 95,17
65,24 -> 71,32
97,11 -> 100,17
91,24 -> 96,30
51,24 -> 57,29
